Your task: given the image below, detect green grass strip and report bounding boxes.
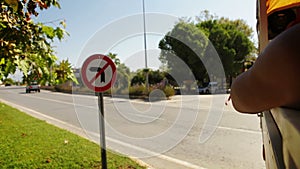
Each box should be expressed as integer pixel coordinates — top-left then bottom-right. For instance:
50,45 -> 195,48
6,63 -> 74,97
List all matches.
0,102 -> 146,169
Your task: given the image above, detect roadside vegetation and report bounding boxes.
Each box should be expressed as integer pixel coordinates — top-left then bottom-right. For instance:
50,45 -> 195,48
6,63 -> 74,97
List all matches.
159,11 -> 256,88
0,102 -> 146,169
0,0 -> 75,85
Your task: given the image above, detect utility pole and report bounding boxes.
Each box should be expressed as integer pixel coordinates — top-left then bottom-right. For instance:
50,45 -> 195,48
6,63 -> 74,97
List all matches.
142,0 -> 149,93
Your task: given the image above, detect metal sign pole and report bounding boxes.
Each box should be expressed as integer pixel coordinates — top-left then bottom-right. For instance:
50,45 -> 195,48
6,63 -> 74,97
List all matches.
81,54 -> 116,169
98,92 -> 107,169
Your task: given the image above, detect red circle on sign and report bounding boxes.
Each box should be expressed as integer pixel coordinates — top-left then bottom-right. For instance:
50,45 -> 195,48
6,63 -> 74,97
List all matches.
81,54 -> 117,92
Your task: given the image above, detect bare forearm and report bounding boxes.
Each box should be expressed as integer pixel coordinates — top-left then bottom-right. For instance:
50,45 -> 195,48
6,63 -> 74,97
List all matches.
231,21 -> 300,114
230,71 -> 259,113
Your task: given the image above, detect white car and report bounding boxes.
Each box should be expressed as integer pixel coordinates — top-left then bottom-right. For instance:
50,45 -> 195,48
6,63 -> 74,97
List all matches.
198,82 -> 218,94
26,81 -> 40,93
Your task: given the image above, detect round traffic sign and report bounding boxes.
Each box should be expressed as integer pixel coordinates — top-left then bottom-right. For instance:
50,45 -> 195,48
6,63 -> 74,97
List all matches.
81,54 -> 116,92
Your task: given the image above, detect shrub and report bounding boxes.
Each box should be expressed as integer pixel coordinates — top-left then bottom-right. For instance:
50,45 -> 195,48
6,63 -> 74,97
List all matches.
129,85 -> 146,96
163,85 -> 175,97
128,84 -> 175,98
54,82 -> 72,93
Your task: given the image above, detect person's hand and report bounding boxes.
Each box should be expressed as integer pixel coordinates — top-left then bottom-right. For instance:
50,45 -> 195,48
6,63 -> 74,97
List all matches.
225,95 -> 231,106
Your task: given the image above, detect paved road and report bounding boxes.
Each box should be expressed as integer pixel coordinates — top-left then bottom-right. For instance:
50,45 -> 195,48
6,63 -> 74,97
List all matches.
0,86 -> 265,169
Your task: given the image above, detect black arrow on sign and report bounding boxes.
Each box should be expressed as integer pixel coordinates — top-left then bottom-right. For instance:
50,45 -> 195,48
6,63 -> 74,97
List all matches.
89,67 -> 105,83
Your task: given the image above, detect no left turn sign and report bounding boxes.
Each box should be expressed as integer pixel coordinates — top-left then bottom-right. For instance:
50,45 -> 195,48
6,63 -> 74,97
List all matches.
81,54 -> 117,92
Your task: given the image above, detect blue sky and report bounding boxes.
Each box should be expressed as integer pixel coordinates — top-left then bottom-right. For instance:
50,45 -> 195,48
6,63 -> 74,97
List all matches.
36,0 -> 257,70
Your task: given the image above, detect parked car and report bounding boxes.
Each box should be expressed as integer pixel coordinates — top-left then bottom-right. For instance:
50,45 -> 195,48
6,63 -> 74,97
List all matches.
26,81 -> 40,93
198,82 -> 218,94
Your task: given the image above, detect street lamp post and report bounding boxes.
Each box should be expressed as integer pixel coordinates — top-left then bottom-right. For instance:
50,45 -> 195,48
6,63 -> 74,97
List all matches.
142,0 -> 147,69
142,0 -> 149,93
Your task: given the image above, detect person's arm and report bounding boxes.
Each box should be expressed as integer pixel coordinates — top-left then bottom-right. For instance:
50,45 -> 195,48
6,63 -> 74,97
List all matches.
231,23 -> 300,113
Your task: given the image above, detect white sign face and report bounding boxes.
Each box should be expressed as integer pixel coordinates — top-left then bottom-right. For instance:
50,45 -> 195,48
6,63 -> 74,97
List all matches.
81,54 -> 116,92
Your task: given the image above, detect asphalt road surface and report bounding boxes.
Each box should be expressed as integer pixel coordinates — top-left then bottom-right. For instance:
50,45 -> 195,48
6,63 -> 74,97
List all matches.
0,86 -> 266,169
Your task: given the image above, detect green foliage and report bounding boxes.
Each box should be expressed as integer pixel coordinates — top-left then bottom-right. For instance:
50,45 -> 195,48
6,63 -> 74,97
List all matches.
131,69 -> 166,86
0,102 -> 146,169
129,85 -> 146,96
3,77 -> 13,84
197,17 -> 255,77
0,0 -> 67,82
106,53 -> 131,93
149,70 -> 165,84
54,83 -> 72,93
128,84 -> 175,98
107,52 -> 120,65
131,70 -> 145,86
159,11 -> 256,84
129,68 -> 175,98
159,21 -> 209,83
55,59 -> 77,85
163,85 -> 176,97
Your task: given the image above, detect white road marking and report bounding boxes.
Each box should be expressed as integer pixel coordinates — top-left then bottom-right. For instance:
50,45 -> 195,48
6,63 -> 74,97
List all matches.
7,90 -> 258,132
217,126 -> 261,134
24,94 -> 165,121
22,92 -> 260,134
25,94 -> 97,109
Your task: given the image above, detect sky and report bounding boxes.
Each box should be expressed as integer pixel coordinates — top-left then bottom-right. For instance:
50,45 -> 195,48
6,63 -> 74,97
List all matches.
36,0 -> 257,71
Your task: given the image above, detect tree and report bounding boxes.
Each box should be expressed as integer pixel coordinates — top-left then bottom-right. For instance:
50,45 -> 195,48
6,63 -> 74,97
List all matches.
55,59 -> 76,84
107,52 -> 120,65
107,52 -> 131,93
130,69 -> 175,97
197,17 -> 255,81
159,12 -> 256,86
131,69 -> 145,86
131,69 -> 165,86
159,21 -> 209,84
0,0 -> 66,82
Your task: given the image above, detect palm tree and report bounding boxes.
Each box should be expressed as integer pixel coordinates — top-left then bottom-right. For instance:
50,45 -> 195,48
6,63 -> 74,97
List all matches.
107,52 -> 120,65
55,59 -> 77,84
